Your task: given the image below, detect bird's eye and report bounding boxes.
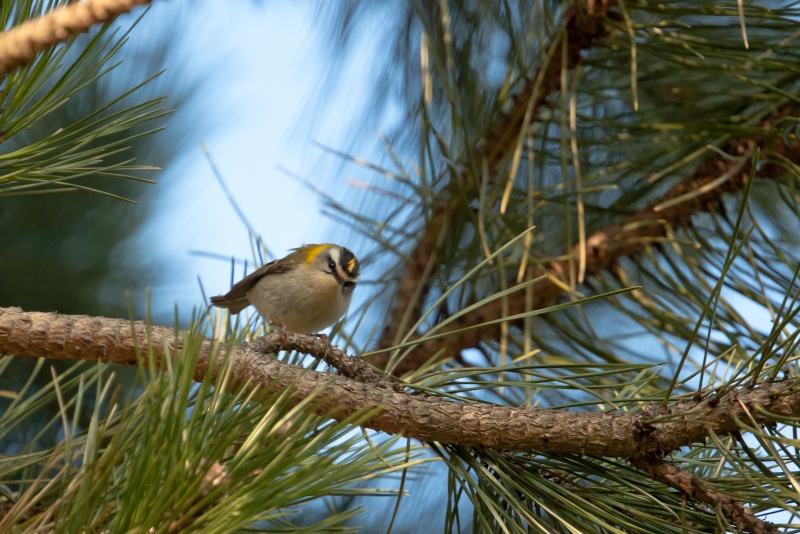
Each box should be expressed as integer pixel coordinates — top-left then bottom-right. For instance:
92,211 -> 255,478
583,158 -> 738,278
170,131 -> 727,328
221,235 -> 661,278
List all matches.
327,259 -> 336,271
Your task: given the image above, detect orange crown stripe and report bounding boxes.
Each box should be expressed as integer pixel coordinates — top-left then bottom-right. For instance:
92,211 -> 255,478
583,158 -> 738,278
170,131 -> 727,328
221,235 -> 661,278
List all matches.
304,244 -> 329,264
347,258 -> 356,273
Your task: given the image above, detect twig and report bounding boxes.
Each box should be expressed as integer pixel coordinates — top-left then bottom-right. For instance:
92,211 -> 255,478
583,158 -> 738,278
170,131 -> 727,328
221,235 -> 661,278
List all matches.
245,332 -> 400,390
633,459 -> 776,534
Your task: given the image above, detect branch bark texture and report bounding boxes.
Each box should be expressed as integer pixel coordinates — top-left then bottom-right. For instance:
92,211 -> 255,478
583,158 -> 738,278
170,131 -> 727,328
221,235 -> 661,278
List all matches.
1,307 -> 797,461
634,460 -> 776,534
0,307 -> 786,533
0,0 -> 150,76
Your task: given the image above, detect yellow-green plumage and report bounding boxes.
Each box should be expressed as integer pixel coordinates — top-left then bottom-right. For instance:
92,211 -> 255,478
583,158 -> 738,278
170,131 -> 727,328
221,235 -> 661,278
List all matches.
210,244 -> 359,333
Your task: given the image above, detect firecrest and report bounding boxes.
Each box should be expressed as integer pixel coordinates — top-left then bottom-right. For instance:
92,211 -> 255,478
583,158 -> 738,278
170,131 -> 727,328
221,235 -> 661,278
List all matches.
210,244 -> 360,333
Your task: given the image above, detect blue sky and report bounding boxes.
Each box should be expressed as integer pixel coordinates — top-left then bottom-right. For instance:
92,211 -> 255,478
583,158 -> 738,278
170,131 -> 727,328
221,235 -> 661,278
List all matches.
128,2 -> 379,320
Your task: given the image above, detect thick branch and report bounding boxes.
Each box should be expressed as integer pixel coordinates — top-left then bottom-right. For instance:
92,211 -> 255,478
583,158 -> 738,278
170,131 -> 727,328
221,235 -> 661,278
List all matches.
1,307 -> 798,461
0,0 -> 150,76
0,307 -> 793,531
369,105 -> 800,374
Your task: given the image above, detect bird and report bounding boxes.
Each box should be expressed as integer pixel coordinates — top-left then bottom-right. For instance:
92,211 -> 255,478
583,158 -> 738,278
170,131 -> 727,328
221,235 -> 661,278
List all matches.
210,244 -> 360,333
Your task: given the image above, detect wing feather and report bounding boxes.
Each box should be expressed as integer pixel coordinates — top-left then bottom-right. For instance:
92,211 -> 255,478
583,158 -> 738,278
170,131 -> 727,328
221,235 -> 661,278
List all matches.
210,259 -> 298,314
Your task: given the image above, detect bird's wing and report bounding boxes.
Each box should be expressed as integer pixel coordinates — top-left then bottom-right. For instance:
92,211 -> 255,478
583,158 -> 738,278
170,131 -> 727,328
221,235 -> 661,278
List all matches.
210,259 -> 298,314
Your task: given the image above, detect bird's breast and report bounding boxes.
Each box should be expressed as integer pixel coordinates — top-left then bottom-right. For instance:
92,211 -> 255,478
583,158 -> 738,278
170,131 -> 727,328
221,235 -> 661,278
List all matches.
246,269 -> 352,333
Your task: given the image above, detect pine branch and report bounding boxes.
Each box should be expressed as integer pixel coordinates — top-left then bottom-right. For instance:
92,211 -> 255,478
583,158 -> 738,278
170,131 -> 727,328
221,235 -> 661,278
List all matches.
633,459 -> 776,534
375,2 -> 614,352
1,307 -> 797,460
1,306 -> 792,530
0,0 -> 150,76
368,103 -> 800,374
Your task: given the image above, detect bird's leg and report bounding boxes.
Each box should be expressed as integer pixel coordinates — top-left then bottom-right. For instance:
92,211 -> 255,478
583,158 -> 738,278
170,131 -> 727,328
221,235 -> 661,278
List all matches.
279,325 -> 290,347
268,322 -> 290,350
313,332 -> 331,360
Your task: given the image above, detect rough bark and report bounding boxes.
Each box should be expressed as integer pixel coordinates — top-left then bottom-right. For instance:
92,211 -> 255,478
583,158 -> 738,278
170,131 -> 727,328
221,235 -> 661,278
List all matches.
0,306 -> 785,533
1,307 -> 797,460
634,460 -> 777,534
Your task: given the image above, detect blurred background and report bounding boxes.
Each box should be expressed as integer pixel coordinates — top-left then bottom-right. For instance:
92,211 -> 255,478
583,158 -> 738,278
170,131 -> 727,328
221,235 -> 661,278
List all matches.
0,1 -> 392,324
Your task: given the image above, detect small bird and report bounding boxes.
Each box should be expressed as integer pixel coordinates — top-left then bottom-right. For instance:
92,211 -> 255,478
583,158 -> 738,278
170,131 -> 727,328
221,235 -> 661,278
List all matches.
210,244 -> 360,333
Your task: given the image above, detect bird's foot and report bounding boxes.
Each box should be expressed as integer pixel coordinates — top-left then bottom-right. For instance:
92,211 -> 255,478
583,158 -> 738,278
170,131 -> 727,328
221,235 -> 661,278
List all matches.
314,332 -> 331,358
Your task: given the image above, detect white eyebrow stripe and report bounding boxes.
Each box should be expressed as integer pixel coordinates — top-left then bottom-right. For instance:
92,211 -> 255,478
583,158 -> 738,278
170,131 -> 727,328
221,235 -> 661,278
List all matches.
328,247 -> 340,266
